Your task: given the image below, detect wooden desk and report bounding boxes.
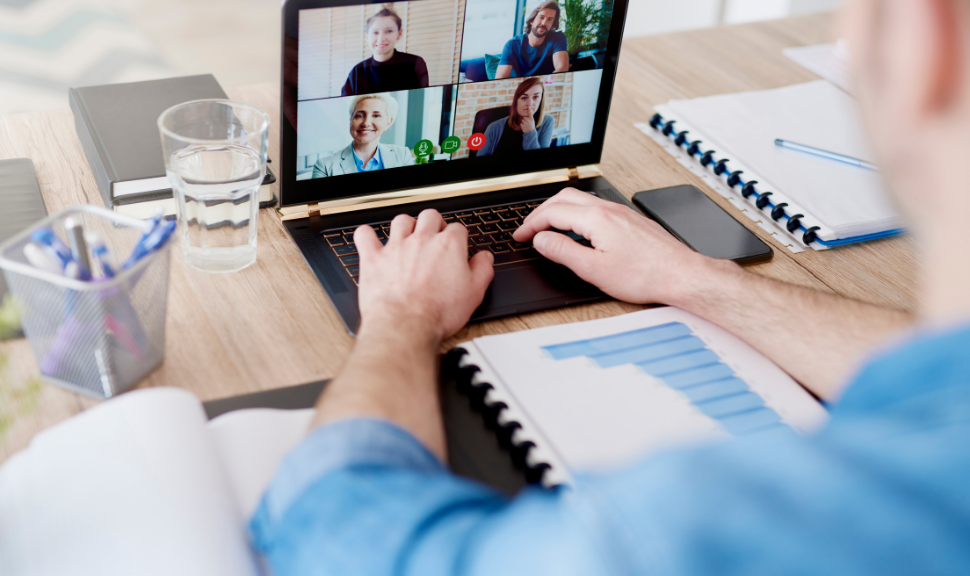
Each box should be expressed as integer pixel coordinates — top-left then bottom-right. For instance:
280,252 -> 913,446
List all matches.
0,12 -> 915,461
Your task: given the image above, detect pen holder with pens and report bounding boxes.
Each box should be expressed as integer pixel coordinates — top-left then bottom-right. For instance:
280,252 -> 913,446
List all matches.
0,206 -> 172,399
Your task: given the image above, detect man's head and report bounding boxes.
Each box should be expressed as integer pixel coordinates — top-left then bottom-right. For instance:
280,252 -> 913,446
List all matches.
842,0 -> 970,227
348,94 -> 397,147
525,1 -> 561,38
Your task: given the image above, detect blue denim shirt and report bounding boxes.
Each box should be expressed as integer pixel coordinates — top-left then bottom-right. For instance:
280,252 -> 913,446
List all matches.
250,324 -> 970,575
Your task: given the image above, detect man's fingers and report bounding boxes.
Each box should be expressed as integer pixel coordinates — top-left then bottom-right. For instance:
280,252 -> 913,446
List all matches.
513,203 -> 598,242
354,225 -> 382,258
538,188 -> 604,210
533,231 -> 596,276
414,209 -> 445,235
389,213 -> 416,242
469,250 -> 495,295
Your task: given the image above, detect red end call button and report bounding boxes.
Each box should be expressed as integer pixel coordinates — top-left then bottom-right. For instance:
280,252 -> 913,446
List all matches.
468,133 -> 487,151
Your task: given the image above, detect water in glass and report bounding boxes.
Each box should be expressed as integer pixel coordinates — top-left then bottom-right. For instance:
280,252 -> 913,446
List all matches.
168,144 -> 262,273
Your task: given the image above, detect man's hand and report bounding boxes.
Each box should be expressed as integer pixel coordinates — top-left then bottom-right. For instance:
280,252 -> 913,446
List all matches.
513,188 -> 716,305
355,209 -> 495,343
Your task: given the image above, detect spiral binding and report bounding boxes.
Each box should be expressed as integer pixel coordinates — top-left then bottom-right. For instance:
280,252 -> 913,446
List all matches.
649,113 -> 824,245
442,348 -> 554,486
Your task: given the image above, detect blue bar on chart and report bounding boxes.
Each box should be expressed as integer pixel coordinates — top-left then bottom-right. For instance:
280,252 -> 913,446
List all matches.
542,322 -> 793,438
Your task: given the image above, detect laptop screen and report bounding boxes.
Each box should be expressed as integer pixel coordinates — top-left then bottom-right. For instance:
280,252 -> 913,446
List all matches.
280,0 -> 626,207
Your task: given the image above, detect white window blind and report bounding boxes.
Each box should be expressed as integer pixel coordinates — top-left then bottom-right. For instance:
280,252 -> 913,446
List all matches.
299,0 -> 464,100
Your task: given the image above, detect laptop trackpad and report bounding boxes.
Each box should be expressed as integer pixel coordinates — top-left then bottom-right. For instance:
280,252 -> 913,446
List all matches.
474,261 -> 603,318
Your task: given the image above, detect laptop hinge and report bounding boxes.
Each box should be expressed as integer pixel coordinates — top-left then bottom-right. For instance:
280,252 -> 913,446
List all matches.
274,164 -> 603,222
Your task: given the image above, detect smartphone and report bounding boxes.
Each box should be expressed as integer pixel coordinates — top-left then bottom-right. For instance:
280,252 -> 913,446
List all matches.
632,185 -> 773,265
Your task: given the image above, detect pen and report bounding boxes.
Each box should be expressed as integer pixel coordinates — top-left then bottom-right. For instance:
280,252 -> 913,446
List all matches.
23,243 -> 65,276
86,232 -> 116,278
64,217 -> 92,277
122,219 -> 176,270
774,139 -> 879,171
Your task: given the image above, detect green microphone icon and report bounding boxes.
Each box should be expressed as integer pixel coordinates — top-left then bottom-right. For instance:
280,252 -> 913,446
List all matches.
415,139 -> 433,157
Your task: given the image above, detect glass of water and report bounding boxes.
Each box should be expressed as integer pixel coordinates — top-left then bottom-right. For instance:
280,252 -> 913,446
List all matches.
158,100 -> 270,273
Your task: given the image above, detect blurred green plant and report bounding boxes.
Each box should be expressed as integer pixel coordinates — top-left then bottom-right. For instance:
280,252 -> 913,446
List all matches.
562,0 -> 597,56
562,0 -> 613,56
0,295 -> 42,443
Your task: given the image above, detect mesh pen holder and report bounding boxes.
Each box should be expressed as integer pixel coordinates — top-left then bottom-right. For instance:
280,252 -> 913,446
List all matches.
0,206 -> 171,399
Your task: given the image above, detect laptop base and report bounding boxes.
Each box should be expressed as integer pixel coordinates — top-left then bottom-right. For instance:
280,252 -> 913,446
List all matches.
286,176 -> 636,335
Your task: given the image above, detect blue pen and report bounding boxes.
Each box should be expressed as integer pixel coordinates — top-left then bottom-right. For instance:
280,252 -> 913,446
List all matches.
775,139 -> 879,171
86,232 -> 116,278
122,219 -> 176,270
30,228 -> 92,281
30,228 -> 73,267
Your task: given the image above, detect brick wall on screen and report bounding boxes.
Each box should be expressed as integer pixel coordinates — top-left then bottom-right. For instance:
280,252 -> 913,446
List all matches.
453,74 -> 573,159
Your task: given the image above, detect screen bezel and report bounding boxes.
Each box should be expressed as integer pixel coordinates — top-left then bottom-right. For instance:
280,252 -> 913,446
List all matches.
279,0 -> 629,208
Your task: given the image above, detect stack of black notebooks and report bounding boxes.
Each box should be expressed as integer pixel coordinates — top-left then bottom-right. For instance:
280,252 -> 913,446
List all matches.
69,74 -> 276,219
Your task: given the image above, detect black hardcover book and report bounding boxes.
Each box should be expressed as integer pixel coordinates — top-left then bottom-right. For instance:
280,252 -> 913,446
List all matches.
0,159 -> 48,340
69,74 -> 276,215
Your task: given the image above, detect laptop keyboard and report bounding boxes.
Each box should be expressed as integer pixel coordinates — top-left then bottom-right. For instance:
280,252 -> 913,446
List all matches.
321,198 -> 590,286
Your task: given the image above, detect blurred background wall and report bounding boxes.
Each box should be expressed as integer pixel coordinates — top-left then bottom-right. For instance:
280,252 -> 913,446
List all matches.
0,0 -> 842,116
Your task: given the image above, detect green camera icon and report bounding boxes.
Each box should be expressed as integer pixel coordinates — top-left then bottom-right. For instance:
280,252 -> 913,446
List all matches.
441,136 -> 461,154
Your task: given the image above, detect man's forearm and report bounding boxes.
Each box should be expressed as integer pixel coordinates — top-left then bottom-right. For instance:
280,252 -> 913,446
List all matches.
311,322 -> 446,460
670,260 -> 913,401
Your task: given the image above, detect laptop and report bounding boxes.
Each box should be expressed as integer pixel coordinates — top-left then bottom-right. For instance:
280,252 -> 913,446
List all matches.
278,0 -> 632,334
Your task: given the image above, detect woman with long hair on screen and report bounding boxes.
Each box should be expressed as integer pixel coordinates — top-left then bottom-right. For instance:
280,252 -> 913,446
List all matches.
312,93 -> 414,177
475,77 -> 554,157
341,6 -> 430,96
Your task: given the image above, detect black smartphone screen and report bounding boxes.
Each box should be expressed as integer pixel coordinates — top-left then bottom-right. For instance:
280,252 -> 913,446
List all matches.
632,185 -> 772,264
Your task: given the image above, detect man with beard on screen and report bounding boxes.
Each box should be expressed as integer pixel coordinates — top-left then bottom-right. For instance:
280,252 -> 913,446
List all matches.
495,1 -> 569,79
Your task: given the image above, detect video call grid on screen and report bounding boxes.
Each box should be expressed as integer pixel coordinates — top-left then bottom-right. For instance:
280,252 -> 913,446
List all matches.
282,0 -> 624,203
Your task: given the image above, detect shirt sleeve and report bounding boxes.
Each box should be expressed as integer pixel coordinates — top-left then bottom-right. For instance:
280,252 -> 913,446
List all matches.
341,71 -> 354,97
415,56 -> 430,88
476,121 -> 502,157
553,31 -> 569,54
523,116 -> 554,150
249,409 -> 959,576
499,39 -> 515,66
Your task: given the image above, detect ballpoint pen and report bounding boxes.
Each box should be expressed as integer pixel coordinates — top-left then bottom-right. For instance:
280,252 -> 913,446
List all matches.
64,217 -> 92,277
774,139 -> 879,171
86,232 -> 116,278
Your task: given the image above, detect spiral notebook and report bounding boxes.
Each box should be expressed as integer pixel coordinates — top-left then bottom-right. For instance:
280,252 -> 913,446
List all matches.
637,81 -> 902,252
443,307 -> 828,487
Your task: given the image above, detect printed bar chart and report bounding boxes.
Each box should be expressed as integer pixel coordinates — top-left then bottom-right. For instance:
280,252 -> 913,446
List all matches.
542,322 -> 793,438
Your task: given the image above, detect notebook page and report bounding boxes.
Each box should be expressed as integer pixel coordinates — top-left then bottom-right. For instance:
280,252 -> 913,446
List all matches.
666,81 -> 899,238
783,42 -> 854,95
0,388 -> 259,576
208,408 -> 316,520
472,308 -> 827,474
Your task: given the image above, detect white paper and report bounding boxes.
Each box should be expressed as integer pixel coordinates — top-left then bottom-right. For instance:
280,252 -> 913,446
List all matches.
0,388 -> 260,576
666,81 -> 899,238
208,408 -> 316,520
471,308 -> 828,475
784,41 -> 854,95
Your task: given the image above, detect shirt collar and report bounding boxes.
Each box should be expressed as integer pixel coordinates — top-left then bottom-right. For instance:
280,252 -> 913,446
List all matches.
351,146 -> 383,172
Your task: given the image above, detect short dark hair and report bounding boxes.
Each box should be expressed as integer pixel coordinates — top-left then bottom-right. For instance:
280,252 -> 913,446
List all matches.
524,1 -> 561,35
366,6 -> 402,32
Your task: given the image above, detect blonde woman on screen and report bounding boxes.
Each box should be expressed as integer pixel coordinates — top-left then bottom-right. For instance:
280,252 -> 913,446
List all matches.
312,94 -> 414,178
476,77 -> 554,157
341,7 -> 430,96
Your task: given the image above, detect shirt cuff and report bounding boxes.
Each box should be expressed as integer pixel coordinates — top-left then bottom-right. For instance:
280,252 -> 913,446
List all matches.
254,418 -> 445,527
